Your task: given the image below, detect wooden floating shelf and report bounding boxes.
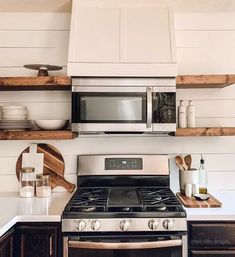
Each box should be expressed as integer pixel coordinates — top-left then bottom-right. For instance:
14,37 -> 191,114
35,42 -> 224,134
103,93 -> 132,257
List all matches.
176,74 -> 235,89
176,127 -> 235,137
0,76 -> 71,90
0,75 -> 235,90
0,130 -> 77,140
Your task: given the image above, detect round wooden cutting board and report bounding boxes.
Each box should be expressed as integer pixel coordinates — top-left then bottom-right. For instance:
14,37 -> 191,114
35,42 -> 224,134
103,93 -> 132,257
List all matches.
16,143 -> 75,193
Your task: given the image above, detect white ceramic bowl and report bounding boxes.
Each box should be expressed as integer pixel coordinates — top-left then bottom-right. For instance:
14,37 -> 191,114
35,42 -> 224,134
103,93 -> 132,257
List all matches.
34,120 -> 68,130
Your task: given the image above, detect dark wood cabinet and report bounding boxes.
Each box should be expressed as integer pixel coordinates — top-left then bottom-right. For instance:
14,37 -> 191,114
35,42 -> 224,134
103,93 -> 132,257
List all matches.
0,228 -> 14,257
189,222 -> 235,257
15,222 -> 61,257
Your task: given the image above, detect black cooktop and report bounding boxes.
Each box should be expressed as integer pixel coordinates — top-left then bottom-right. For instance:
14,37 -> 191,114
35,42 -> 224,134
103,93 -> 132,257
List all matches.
63,187 -> 186,218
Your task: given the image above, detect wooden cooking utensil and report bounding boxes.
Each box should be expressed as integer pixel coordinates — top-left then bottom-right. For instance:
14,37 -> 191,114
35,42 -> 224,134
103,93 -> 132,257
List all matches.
16,143 -> 75,193
175,155 -> 188,171
184,155 -> 192,170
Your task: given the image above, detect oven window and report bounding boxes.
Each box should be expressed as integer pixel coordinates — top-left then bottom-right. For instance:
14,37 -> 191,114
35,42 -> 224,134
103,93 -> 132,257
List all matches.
69,247 -> 181,257
72,93 -> 147,123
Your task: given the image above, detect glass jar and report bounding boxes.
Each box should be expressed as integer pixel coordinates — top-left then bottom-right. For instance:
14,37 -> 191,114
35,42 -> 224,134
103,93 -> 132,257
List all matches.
36,174 -> 51,198
19,167 -> 35,198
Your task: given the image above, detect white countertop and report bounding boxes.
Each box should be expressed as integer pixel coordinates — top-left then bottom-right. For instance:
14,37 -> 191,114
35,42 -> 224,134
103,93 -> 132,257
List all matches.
1,190 -> 235,238
185,190 -> 235,221
0,192 -> 72,237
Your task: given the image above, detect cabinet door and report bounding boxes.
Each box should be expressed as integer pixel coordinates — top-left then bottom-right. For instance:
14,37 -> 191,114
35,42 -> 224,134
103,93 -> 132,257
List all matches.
16,223 -> 60,257
0,229 -> 14,257
191,250 -> 235,257
69,7 -> 120,63
121,7 -> 172,63
189,223 -> 235,249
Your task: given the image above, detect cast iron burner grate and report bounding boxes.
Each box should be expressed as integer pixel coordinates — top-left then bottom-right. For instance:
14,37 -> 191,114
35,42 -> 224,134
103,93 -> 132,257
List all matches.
65,188 -> 108,212
64,187 -> 183,215
138,188 -> 183,212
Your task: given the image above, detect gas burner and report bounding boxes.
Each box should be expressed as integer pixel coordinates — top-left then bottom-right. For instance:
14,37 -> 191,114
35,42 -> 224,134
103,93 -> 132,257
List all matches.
122,207 -> 131,212
81,207 -> 97,212
153,206 -> 167,211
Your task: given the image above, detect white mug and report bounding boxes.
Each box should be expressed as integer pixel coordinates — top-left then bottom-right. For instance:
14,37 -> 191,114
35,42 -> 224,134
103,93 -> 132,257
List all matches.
185,183 -> 192,197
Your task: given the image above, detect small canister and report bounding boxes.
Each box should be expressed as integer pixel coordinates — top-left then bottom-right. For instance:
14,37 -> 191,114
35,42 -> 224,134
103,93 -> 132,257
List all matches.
36,174 -> 51,197
19,167 -> 35,198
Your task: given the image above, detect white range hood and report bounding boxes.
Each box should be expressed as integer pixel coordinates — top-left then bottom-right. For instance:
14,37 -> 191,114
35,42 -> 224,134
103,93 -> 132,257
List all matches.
68,0 -> 177,77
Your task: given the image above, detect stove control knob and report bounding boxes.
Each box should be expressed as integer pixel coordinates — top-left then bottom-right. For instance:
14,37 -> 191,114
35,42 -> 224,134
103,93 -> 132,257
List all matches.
163,219 -> 174,230
148,219 -> 159,230
91,220 -> 101,231
120,220 -> 130,231
74,220 -> 86,231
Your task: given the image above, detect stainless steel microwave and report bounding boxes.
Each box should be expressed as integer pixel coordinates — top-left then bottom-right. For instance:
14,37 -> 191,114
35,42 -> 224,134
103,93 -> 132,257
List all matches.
71,78 -> 176,134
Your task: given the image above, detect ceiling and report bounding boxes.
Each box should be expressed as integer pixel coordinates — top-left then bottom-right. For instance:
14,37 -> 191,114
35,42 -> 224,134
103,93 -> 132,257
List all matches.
0,0 -> 71,12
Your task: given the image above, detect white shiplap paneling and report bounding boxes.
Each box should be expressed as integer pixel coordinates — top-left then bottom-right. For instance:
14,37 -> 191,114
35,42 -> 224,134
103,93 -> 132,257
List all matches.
1,10 -> 235,192
0,13 -> 70,76
0,13 -> 70,30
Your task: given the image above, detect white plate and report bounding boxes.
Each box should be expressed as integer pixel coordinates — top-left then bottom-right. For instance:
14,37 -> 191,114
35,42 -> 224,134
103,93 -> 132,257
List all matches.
0,119 -> 30,122
2,105 -> 27,110
34,120 -> 68,130
2,115 -> 27,119
2,110 -> 28,115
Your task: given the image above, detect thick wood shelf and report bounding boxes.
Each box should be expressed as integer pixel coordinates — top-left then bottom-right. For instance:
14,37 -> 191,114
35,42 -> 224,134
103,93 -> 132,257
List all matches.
1,75 -> 235,90
176,127 -> 235,137
0,76 -> 71,90
0,130 -> 77,140
176,74 -> 235,89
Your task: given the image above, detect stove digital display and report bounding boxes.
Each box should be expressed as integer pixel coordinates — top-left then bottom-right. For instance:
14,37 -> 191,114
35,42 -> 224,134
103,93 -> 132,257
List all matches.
105,158 -> 143,170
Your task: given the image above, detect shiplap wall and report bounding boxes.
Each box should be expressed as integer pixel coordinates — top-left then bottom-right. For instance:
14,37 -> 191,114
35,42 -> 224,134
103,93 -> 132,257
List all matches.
1,8 -> 235,192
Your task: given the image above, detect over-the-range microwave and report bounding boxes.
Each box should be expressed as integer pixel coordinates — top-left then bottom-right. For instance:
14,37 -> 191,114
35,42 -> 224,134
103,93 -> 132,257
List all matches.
72,78 -> 176,134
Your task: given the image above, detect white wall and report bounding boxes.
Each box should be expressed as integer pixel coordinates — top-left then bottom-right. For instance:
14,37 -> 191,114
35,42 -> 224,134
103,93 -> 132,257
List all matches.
1,6 -> 235,192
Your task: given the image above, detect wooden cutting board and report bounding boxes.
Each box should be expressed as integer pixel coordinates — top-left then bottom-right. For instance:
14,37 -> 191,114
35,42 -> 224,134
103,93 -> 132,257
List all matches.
176,192 -> 222,208
16,143 -> 76,193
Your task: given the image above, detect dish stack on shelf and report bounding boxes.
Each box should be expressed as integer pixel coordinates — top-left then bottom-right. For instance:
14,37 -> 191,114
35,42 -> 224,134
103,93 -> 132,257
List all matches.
0,105 -> 32,131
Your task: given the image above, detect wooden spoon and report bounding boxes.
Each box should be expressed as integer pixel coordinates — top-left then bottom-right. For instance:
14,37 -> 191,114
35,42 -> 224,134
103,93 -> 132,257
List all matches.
175,155 -> 188,171
184,155 -> 192,170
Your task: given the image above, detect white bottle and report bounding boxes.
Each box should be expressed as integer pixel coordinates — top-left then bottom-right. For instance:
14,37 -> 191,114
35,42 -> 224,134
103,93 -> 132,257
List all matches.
187,100 -> 196,128
178,100 -> 187,128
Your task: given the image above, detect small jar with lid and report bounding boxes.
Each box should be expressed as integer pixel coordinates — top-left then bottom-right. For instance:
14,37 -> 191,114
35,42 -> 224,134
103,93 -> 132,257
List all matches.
19,167 -> 35,198
36,174 -> 51,197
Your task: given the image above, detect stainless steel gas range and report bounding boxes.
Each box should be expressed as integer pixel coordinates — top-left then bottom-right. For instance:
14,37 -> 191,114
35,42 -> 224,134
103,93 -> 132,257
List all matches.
62,155 -> 187,257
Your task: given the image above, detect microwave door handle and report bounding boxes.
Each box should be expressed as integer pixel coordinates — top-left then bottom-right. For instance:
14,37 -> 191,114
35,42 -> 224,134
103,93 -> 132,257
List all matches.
68,239 -> 182,250
146,87 -> 152,129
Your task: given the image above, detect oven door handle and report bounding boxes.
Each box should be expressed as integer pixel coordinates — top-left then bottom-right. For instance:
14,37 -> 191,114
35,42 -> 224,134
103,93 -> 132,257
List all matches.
146,87 -> 152,129
68,239 -> 182,250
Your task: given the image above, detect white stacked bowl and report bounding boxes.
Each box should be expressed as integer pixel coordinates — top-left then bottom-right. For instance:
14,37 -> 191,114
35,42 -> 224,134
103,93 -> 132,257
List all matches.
1,105 -> 28,120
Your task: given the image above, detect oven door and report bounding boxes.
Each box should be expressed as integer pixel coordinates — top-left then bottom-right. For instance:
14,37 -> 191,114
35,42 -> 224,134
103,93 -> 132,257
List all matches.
72,86 -> 152,133
63,234 -> 187,257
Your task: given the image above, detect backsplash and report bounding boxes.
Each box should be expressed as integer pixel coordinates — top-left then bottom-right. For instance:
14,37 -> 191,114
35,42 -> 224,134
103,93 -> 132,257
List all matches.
1,6 -> 235,192
1,134 -> 235,192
